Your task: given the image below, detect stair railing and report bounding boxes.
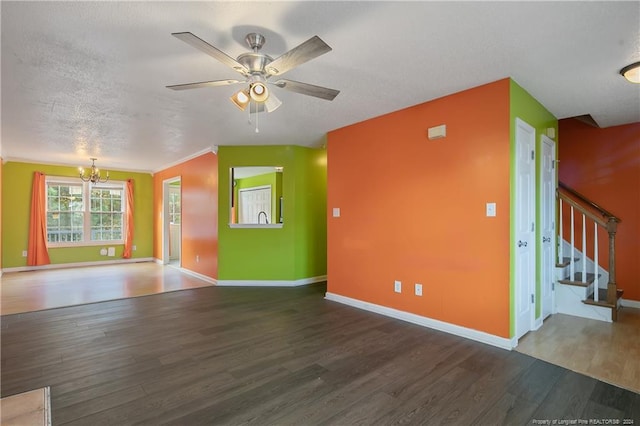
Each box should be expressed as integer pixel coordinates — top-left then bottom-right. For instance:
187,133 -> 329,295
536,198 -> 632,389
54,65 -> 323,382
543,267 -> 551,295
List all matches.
557,182 -> 621,306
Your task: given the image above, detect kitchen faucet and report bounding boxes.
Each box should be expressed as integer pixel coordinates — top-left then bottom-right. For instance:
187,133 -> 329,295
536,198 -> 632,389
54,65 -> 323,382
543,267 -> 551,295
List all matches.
257,211 -> 268,224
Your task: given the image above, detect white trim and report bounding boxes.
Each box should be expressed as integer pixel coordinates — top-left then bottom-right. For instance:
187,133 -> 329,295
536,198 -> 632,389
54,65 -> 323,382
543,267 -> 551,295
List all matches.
217,275 -> 327,287
621,298 -> 640,309
162,176 -> 181,265
228,223 -> 283,229
44,386 -> 52,426
2,258 -> 154,273
153,147 -> 214,173
178,267 -> 217,285
324,292 -> 515,350
533,316 -> 543,330
1,157 -> 153,174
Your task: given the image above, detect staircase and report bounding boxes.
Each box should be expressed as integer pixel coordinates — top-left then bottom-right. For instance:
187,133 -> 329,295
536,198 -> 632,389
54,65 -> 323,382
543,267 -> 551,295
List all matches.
554,182 -> 623,322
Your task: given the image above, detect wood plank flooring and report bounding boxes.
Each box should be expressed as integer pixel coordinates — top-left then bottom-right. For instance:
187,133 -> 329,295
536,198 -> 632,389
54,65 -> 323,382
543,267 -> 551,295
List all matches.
516,307 -> 640,394
0,262 -> 213,315
2,282 -> 639,425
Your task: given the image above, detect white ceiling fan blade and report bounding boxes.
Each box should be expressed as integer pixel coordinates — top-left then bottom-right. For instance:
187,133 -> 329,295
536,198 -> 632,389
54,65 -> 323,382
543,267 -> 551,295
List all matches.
166,79 -> 242,90
273,79 -> 339,101
265,36 -> 331,76
264,92 -> 282,113
172,32 -> 249,75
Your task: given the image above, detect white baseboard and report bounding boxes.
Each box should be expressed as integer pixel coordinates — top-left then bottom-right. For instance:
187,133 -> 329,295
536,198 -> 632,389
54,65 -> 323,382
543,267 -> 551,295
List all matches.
217,275 -> 327,287
533,316 -> 543,330
621,298 -> 640,309
177,267 -> 217,285
324,292 -> 515,350
2,257 -> 155,273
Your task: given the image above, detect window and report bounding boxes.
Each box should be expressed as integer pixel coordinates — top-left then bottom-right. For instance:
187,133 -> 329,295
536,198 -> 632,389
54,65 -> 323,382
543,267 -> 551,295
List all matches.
169,187 -> 181,224
46,178 -> 126,246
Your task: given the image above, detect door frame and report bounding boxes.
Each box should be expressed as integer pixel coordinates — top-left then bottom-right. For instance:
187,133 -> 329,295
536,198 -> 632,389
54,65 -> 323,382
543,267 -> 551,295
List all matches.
162,176 -> 181,266
540,134 -> 557,320
514,118 -> 536,341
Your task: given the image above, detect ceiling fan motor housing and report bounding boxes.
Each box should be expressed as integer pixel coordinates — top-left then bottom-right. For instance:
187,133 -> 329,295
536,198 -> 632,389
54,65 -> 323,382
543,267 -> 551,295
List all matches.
236,52 -> 273,74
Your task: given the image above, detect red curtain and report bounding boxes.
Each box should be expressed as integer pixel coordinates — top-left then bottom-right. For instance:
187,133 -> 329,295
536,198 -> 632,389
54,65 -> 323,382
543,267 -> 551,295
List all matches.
27,171 -> 51,266
123,179 -> 134,259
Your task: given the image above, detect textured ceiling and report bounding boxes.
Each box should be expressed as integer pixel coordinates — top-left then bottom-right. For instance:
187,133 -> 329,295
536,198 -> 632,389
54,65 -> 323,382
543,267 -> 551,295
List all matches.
1,1 -> 639,173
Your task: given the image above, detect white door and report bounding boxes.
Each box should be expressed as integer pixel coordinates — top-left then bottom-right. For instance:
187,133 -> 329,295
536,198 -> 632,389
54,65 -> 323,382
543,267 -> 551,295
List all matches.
515,118 -> 536,340
239,186 -> 272,224
540,135 -> 556,319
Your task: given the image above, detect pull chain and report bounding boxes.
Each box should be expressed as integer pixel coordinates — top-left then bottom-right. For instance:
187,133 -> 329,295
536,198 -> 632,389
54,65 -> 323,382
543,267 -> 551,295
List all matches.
255,107 -> 259,133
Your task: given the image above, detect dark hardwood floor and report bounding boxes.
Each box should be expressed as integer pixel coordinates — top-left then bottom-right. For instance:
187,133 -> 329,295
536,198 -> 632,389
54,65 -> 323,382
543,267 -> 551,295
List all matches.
2,283 -> 638,425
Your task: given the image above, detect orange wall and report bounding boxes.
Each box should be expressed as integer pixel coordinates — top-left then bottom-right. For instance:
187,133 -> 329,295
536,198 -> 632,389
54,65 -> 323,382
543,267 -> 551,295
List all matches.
327,79 -> 511,337
153,152 -> 218,279
559,119 -> 640,301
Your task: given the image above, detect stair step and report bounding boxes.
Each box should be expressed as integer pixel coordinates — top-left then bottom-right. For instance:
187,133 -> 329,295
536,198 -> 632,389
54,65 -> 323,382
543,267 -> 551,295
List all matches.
583,288 -> 624,309
559,272 -> 598,286
555,257 -> 580,268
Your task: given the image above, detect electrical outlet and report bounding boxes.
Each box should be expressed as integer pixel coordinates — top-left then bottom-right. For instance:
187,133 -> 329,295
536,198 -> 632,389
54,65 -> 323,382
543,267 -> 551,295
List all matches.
132,245 -> 137,251
22,250 -> 27,257
196,255 -> 200,263
394,280 -> 402,293
415,283 -> 423,296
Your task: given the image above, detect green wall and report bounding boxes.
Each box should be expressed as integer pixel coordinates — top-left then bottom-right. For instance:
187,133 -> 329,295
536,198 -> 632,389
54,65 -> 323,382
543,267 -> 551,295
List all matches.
218,145 -> 327,281
293,147 -> 327,279
509,79 -> 558,335
1,161 -> 154,268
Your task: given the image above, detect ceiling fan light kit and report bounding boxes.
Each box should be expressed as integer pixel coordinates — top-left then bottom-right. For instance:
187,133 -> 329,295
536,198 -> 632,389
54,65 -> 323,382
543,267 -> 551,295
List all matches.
620,61 -> 640,83
167,30 -> 340,122
230,89 -> 250,111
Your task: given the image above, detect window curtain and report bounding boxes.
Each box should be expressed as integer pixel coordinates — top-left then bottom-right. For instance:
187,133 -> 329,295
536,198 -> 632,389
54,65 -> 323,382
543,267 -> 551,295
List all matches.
123,179 -> 134,259
27,171 -> 51,266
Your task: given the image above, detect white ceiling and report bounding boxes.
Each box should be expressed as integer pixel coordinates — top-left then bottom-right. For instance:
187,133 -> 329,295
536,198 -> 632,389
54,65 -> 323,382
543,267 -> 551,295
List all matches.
2,1 -> 639,173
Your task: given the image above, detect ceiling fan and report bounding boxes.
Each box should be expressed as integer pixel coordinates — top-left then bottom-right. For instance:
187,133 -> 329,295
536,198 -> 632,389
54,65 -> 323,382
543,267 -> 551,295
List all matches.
167,32 -> 340,113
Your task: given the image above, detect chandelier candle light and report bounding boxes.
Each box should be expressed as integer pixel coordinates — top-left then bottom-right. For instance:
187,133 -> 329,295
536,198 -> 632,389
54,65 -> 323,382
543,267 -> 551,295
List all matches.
79,158 -> 109,183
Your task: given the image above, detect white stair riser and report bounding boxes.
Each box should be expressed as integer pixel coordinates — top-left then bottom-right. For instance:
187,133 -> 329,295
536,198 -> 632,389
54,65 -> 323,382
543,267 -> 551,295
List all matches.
555,283 -> 612,323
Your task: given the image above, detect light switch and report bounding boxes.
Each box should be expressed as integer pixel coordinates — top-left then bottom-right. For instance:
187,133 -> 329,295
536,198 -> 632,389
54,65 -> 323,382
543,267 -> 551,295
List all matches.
333,207 -> 341,217
486,202 -> 496,217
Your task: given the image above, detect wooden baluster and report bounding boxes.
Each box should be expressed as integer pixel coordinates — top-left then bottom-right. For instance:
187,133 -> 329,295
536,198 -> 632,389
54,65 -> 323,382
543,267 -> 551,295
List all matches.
582,213 -> 587,283
570,206 -> 575,280
559,199 -> 564,264
607,218 -> 618,318
594,222 -> 599,302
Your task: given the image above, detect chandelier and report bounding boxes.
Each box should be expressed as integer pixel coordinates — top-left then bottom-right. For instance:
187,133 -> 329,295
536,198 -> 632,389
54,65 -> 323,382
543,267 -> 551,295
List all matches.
79,158 -> 109,183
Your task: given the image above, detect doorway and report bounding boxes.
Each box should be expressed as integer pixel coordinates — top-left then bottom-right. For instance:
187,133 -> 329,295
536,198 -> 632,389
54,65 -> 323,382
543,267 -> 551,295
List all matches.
163,177 -> 181,266
515,118 -> 536,340
540,135 -> 557,319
